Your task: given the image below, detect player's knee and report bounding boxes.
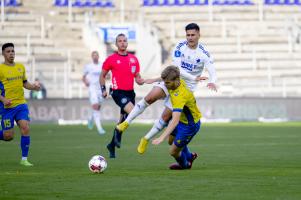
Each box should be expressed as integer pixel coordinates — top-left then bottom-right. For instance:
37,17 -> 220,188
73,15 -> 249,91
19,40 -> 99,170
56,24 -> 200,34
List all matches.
144,94 -> 159,104
20,126 -> 30,135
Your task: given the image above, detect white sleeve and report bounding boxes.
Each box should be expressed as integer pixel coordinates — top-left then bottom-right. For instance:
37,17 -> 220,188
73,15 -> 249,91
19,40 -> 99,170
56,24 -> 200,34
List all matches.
205,57 -> 217,83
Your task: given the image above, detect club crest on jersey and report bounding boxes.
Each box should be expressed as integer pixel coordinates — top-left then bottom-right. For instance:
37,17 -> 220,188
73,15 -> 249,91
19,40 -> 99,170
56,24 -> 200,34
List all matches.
121,98 -> 127,104
130,58 -> 136,63
131,66 -> 136,73
174,50 -> 181,57
174,93 -> 178,96
117,60 -> 121,64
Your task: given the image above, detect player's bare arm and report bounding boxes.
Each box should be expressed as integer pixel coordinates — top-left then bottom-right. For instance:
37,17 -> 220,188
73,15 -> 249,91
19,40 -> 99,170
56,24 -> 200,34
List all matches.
23,81 -> 41,91
135,73 -> 144,85
152,112 -> 181,145
82,75 -> 89,87
99,69 -> 109,98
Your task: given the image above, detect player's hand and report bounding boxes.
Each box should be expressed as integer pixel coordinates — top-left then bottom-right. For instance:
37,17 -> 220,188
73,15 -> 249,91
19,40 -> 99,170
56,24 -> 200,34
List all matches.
3,99 -> 12,107
135,78 -> 145,85
196,76 -> 208,82
207,83 -> 217,92
152,137 -> 164,145
102,91 -> 107,98
33,83 -> 41,91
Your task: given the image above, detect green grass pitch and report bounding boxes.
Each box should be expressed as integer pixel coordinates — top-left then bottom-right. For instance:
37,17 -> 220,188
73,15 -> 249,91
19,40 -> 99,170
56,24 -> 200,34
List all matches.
1,122 -> 301,200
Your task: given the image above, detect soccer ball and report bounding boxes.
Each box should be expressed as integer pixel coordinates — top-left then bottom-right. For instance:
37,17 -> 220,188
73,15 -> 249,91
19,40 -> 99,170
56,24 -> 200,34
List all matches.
88,155 -> 107,173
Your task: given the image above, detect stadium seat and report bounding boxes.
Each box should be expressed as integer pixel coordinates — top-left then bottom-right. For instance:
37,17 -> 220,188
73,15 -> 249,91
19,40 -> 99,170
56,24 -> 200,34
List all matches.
212,0 -> 254,5
264,0 -> 301,5
0,0 -> 21,6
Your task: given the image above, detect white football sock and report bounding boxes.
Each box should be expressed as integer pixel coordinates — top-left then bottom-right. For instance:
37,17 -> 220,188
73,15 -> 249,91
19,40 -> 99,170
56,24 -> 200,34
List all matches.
144,118 -> 167,140
125,99 -> 149,123
93,110 -> 104,131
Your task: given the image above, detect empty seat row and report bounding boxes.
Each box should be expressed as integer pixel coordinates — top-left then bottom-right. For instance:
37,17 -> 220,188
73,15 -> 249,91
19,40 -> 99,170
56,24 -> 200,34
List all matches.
53,0 -> 114,7
0,0 -> 21,6
143,0 -> 301,6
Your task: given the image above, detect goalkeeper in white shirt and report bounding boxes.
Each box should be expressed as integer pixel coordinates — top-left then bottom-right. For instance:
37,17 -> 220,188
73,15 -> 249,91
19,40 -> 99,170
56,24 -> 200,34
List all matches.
115,23 -> 217,153
82,51 -> 106,135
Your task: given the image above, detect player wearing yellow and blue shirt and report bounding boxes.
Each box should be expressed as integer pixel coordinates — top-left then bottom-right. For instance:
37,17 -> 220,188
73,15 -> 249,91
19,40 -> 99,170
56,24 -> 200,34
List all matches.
0,43 -> 41,166
152,66 -> 201,170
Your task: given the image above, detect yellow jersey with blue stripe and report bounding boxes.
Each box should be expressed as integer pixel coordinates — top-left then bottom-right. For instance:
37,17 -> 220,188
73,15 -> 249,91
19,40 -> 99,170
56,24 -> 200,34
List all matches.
168,79 -> 202,124
0,63 -> 27,108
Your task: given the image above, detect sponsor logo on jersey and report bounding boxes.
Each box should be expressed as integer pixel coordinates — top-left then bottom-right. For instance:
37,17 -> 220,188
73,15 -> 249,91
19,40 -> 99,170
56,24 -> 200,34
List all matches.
181,61 -> 195,71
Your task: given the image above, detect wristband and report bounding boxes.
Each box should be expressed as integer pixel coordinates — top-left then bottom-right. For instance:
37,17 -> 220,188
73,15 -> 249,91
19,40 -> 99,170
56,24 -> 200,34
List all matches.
101,85 -> 106,93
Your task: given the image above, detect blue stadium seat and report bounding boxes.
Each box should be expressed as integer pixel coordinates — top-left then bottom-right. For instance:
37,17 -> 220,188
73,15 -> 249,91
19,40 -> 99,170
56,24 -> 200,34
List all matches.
53,0 -> 114,7
265,0 -> 301,5
0,0 -> 21,6
212,0 -> 254,5
53,0 -> 68,7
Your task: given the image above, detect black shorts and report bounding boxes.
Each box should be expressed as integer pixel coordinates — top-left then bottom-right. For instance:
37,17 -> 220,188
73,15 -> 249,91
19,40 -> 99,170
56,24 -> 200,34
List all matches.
111,89 -> 135,114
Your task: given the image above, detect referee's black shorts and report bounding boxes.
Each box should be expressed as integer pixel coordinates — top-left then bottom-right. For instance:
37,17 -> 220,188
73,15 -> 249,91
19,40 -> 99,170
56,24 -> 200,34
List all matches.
111,89 -> 136,114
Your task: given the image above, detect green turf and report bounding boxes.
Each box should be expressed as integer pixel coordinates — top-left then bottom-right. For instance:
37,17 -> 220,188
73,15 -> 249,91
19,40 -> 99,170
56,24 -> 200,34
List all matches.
1,122 -> 301,200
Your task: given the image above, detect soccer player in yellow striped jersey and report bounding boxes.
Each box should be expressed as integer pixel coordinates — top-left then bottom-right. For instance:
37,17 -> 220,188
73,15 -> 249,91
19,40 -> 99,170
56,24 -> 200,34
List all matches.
0,43 -> 41,166
152,66 -> 201,170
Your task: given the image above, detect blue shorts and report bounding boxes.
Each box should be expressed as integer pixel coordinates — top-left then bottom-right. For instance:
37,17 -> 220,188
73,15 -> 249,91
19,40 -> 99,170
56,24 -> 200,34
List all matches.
1,104 -> 30,130
173,121 -> 201,148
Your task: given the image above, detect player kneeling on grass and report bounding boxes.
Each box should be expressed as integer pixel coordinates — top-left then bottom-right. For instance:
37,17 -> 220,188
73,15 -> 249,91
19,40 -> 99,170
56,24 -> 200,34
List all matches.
152,66 -> 201,170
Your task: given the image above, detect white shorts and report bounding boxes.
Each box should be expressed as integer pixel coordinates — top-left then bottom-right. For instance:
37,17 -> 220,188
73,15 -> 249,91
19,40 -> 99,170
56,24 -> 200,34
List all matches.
153,81 -> 172,110
88,85 -> 104,105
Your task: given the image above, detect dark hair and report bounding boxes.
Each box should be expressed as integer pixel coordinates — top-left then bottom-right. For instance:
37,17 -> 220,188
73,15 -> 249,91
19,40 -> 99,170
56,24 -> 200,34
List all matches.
185,23 -> 200,32
115,33 -> 127,43
161,65 -> 180,81
2,43 -> 14,51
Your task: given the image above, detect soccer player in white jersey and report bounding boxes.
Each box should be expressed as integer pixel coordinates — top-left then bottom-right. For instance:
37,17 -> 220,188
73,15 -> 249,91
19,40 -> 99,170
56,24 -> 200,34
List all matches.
82,51 -> 105,135
116,23 -> 217,153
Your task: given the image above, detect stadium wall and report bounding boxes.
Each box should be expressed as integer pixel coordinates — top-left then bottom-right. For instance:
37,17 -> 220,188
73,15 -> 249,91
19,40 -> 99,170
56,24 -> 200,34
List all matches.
28,97 -> 301,123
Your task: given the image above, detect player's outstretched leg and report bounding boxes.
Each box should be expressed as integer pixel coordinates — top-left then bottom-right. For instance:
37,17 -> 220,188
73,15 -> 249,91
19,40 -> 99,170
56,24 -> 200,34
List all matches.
116,99 -> 149,132
137,118 -> 167,154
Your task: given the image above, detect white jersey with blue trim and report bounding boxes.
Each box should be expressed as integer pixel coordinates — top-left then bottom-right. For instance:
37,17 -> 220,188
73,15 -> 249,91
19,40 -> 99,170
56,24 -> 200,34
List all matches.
83,62 -> 102,88
172,40 -> 217,92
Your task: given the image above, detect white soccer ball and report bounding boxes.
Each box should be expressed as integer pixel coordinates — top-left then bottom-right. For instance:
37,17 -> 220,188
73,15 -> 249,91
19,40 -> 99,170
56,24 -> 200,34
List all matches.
88,155 -> 107,173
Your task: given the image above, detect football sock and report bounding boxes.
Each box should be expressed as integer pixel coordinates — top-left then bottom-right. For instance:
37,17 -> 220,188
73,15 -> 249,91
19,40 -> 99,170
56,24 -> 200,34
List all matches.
175,152 -> 189,169
0,131 -> 3,140
20,135 -> 30,157
93,110 -> 104,131
144,118 -> 167,140
125,99 -> 149,123
182,146 -> 192,161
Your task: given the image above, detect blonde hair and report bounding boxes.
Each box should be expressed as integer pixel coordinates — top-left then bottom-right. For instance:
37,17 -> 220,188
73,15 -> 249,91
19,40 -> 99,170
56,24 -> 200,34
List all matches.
161,65 -> 180,81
